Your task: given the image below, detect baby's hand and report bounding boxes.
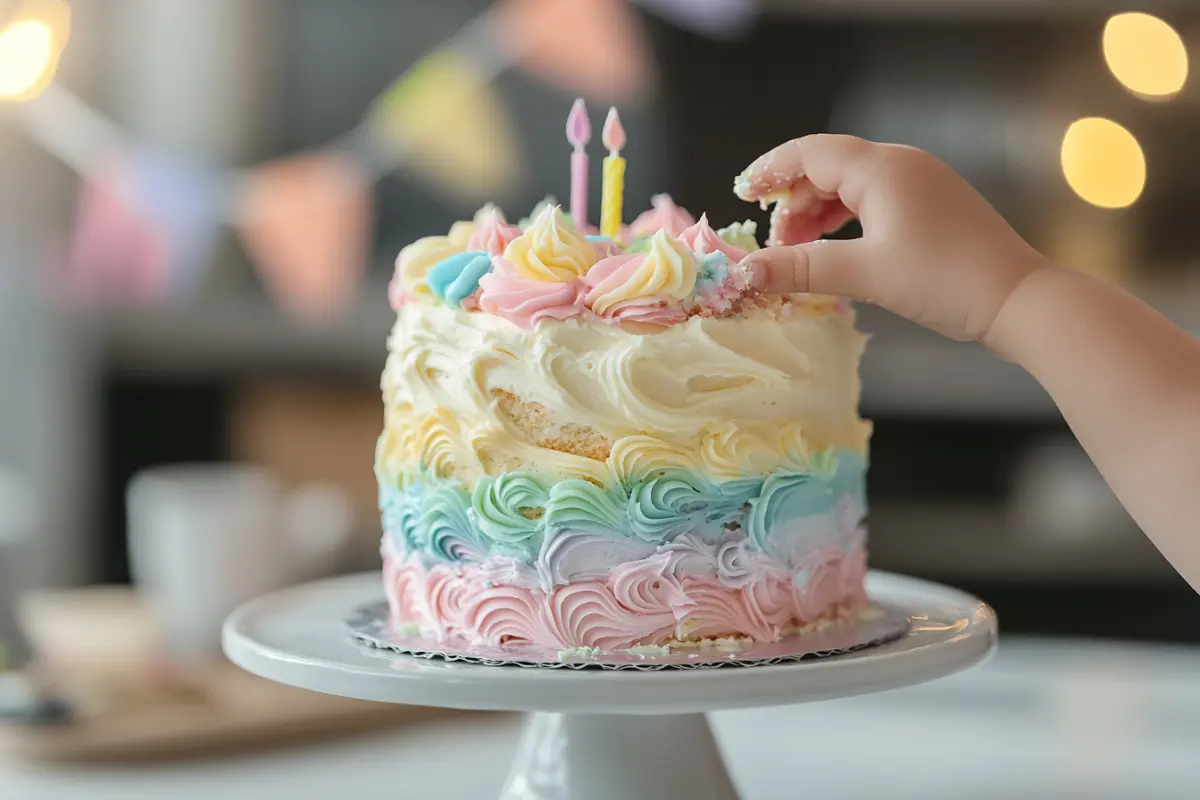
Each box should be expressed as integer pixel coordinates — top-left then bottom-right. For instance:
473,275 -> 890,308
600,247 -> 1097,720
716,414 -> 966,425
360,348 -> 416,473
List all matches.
736,134 -> 1047,344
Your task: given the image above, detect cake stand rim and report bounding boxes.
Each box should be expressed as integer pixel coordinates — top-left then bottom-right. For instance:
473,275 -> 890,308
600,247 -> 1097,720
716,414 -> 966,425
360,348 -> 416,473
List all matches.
222,570 -> 996,714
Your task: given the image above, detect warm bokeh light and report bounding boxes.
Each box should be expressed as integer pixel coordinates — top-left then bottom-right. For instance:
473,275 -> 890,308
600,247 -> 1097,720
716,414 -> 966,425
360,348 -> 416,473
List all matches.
1102,12 -> 1189,99
0,19 -> 55,99
0,0 -> 71,101
1060,117 -> 1146,210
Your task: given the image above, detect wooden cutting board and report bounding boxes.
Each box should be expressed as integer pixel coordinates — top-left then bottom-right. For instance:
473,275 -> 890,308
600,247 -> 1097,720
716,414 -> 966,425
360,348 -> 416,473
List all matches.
1,586 -> 464,763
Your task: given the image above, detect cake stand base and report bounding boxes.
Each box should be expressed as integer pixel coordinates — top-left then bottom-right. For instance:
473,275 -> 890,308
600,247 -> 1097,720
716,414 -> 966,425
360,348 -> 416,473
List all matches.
223,571 -> 996,800
502,713 -> 737,800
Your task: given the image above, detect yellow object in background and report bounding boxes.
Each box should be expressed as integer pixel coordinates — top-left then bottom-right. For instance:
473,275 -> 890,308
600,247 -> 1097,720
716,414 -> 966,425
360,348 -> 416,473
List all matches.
367,49 -> 522,203
1103,12 -> 1188,100
0,0 -> 71,101
1060,117 -> 1146,210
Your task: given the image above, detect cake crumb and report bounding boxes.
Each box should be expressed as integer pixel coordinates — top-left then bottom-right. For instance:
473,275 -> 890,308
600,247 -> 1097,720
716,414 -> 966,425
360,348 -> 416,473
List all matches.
558,645 -> 602,662
629,644 -> 672,658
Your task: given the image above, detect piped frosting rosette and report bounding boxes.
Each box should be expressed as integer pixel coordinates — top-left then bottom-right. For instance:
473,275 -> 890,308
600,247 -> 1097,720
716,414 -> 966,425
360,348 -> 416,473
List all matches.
392,196 -> 816,325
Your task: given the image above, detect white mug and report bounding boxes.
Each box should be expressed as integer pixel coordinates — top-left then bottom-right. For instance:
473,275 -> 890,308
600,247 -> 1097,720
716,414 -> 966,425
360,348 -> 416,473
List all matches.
127,464 -> 352,666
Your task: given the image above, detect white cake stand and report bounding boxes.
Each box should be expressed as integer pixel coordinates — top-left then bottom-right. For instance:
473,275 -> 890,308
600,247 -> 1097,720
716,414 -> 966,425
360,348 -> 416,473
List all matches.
223,571 -> 996,800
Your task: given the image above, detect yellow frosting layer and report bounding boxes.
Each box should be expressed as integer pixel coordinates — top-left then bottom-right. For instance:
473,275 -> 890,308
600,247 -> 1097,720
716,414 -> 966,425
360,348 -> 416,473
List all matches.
379,300 -> 870,487
503,205 -> 597,282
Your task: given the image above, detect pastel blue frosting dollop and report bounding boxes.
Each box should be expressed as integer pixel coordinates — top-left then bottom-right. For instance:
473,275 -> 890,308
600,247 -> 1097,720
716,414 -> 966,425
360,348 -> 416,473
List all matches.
427,250 -> 493,307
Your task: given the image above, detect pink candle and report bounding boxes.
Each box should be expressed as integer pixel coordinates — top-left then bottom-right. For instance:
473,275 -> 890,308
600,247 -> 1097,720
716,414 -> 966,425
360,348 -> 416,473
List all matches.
566,98 -> 591,230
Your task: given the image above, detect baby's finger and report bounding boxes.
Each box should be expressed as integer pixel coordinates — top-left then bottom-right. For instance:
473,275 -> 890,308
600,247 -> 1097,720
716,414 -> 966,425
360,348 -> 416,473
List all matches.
769,192 -> 855,246
736,134 -> 879,213
744,239 -> 871,299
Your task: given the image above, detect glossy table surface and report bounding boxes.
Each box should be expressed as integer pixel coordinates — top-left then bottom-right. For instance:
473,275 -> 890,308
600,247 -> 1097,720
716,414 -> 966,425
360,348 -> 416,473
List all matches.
7,636 -> 1200,799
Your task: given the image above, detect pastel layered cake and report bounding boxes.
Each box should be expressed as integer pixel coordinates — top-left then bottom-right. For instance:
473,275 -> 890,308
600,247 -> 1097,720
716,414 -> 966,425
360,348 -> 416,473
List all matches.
377,193 -> 871,654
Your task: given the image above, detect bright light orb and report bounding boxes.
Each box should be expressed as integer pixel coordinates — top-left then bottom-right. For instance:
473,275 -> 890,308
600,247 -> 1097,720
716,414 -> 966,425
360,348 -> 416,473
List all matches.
0,19 -> 56,100
1103,12 -> 1189,99
1061,117 -> 1146,210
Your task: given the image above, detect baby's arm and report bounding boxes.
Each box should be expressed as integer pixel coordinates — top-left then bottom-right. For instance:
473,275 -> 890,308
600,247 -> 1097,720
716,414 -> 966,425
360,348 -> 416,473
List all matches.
737,134 -> 1200,591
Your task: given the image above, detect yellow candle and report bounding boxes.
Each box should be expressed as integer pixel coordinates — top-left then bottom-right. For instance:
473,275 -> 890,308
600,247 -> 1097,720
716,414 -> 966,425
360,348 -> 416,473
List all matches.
601,154 -> 625,240
600,107 -> 627,240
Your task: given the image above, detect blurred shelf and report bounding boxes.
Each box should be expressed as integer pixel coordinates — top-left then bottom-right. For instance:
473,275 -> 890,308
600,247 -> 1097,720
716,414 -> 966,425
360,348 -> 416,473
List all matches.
91,280 -> 395,379
83,277 -> 1200,420
869,502 -> 1176,583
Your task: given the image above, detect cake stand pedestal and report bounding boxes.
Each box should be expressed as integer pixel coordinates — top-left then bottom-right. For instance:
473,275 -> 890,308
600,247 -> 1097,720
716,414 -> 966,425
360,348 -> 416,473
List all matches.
223,571 -> 996,800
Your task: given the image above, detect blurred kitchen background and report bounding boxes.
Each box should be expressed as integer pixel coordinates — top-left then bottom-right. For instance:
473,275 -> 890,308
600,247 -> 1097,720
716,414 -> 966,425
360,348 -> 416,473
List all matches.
3,0 -> 1200,798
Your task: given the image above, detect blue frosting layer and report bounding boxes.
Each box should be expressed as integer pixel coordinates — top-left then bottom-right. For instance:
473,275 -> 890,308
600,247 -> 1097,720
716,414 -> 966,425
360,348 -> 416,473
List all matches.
379,449 -> 867,567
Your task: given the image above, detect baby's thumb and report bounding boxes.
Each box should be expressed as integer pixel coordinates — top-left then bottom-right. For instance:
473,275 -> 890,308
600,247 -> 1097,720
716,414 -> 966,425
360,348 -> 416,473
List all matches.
744,239 -> 870,299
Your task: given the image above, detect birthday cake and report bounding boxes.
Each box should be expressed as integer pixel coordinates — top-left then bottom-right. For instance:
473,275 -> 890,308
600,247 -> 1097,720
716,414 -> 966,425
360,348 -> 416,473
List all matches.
375,106 -> 871,656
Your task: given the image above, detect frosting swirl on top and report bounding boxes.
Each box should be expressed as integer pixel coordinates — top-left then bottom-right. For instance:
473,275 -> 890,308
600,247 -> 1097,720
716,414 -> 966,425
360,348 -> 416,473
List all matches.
467,209 -> 523,256
581,254 -> 687,326
679,214 -> 748,263
395,236 -> 463,298
582,230 -> 697,312
716,220 -> 761,253
629,193 -> 696,237
504,205 -> 598,282
427,251 -> 493,308
477,258 -> 587,328
448,220 -> 479,249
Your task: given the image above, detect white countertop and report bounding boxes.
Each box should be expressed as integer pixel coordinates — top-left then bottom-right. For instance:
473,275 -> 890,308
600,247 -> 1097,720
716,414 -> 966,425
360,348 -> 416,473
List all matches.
6,637 -> 1200,800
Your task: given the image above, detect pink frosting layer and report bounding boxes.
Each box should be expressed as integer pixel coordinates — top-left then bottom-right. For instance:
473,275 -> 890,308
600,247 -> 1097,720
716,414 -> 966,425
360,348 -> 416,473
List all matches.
383,542 -> 867,650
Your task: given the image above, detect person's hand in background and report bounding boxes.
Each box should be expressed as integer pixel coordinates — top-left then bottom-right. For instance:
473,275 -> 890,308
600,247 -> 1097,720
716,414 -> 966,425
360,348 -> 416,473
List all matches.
735,134 -> 1200,593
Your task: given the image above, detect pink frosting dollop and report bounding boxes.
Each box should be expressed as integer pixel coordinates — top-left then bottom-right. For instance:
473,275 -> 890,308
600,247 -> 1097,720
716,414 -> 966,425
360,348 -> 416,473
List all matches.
581,254 -> 687,326
388,272 -> 408,311
477,257 -> 588,328
678,213 -> 748,262
629,194 -> 696,238
467,209 -> 523,256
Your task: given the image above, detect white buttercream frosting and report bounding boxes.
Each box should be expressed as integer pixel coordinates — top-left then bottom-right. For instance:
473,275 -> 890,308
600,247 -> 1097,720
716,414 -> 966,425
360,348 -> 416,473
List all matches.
381,300 -> 869,485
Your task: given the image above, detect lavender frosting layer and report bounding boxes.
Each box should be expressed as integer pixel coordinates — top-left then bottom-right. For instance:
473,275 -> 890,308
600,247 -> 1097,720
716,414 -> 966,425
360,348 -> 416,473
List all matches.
379,449 -> 866,592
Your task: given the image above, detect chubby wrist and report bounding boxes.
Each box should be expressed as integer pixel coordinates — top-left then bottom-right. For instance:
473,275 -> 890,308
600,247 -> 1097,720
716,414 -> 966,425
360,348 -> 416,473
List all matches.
980,254 -> 1060,363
